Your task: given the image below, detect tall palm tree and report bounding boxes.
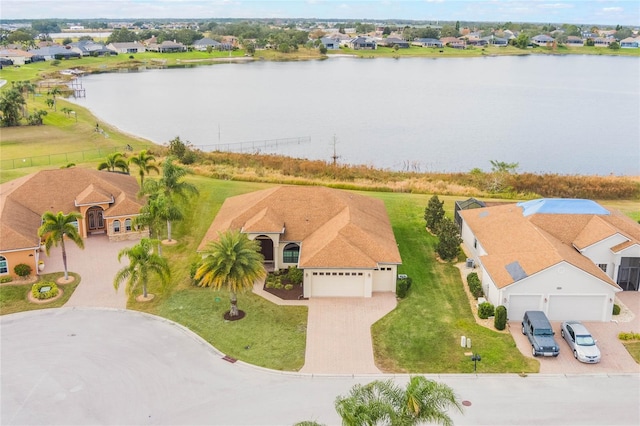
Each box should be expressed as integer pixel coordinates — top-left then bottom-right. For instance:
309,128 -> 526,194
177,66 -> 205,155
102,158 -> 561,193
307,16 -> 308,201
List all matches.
114,238 -> 170,299
98,152 -> 129,173
129,149 -> 159,186
194,230 -> 266,319
140,157 -> 198,242
335,376 -> 463,426
38,211 -> 84,281
47,87 -> 61,111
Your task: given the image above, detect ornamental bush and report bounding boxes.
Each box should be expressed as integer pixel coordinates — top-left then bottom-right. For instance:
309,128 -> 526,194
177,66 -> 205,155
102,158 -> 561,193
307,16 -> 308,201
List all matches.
618,332 -> 640,341
31,281 -> 59,300
14,263 -> 32,278
612,304 -> 621,315
0,276 -> 13,283
467,272 -> 483,298
494,305 -> 507,330
287,266 -> 303,285
396,276 -> 413,299
284,284 -> 293,291
478,302 -> 495,319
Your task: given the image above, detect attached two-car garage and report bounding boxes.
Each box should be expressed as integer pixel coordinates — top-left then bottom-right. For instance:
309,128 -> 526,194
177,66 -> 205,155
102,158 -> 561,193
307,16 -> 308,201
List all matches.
306,271 -> 367,297
507,293 -> 610,322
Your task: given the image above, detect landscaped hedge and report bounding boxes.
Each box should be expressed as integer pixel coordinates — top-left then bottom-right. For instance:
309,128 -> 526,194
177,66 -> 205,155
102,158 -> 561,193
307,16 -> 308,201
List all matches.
396,276 -> 412,299
494,305 -> 507,330
286,266 -> 303,285
31,281 -> 59,300
618,332 -> 640,341
14,263 -> 32,278
0,276 -> 13,283
467,272 -> 483,298
613,303 -> 621,315
478,302 -> 495,319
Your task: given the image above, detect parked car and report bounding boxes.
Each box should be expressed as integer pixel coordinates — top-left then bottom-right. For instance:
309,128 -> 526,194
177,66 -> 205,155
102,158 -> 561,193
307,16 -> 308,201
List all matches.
522,311 -> 560,357
560,321 -> 601,363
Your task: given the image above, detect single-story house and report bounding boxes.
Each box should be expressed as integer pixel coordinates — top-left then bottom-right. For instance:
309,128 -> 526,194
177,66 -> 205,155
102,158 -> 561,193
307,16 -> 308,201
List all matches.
620,37 -> 640,48
193,38 -> 222,51
69,41 -> 113,57
0,48 -> 34,65
378,37 -> 409,48
107,42 -> 146,54
412,38 -> 443,48
532,34 -> 555,46
28,46 -> 81,60
146,40 -> 187,53
593,37 -> 613,47
0,168 -> 147,279
198,186 -> 402,298
440,37 -> 465,49
459,199 -> 640,322
319,37 -> 341,50
565,36 -> 585,47
348,37 -> 377,50
482,35 -> 508,46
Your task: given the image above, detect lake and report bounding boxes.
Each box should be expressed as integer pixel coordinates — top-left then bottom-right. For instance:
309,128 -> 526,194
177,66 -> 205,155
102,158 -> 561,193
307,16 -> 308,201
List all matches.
67,55 -> 640,175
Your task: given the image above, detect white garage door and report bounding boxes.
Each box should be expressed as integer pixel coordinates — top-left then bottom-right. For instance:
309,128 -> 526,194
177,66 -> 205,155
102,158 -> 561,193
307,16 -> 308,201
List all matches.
508,295 -> 543,321
547,295 -> 606,321
309,274 -> 365,297
373,269 -> 395,292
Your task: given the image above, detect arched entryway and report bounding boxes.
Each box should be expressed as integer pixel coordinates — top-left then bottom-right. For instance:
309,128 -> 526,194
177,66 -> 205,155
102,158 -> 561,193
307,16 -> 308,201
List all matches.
255,235 -> 274,271
86,206 -> 105,235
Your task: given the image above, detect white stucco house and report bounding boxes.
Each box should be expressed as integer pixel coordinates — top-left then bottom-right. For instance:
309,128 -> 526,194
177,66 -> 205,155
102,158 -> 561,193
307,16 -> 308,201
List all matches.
198,186 -> 402,298
459,199 -> 640,322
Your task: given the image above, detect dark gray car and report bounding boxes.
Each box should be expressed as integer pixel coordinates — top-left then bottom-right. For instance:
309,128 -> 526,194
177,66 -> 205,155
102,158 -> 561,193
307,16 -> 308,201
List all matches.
522,311 -> 560,357
560,321 -> 601,363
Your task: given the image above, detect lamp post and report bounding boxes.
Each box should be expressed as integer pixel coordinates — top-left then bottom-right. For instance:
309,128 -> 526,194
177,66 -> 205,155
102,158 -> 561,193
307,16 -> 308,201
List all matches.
471,353 -> 481,372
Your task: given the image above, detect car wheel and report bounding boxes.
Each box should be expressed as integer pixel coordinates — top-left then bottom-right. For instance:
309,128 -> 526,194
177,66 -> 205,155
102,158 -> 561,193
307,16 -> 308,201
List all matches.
561,329 -> 565,338
522,325 -> 526,335
573,350 -> 578,359
532,347 -> 537,357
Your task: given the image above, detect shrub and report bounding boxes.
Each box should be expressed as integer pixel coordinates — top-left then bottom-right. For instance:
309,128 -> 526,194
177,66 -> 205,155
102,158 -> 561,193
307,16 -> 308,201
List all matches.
618,332 -> 640,341
284,284 -> 293,290
467,272 -> 483,298
287,266 -> 303,285
0,276 -> 13,283
494,305 -> 507,330
31,281 -> 59,300
396,276 -> 412,298
478,302 -> 495,319
613,304 -> 621,315
14,263 -> 32,278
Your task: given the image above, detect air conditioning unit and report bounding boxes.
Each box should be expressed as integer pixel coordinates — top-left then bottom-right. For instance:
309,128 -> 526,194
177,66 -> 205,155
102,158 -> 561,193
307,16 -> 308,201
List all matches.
466,258 -> 475,268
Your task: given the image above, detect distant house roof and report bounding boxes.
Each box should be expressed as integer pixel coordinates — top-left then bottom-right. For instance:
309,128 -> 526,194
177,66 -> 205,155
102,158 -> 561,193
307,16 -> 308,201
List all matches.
460,199 -> 640,289
532,34 -> 555,43
193,38 -> 221,47
28,45 -> 80,58
198,186 -> 402,269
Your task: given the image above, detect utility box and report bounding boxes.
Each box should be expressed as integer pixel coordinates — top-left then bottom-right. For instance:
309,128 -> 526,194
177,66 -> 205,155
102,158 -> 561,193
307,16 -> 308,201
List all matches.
460,336 -> 466,347
466,338 -> 472,348
466,258 -> 475,268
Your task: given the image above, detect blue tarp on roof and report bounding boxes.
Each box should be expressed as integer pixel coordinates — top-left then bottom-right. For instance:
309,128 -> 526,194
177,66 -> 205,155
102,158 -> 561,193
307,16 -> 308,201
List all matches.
517,199 -> 610,217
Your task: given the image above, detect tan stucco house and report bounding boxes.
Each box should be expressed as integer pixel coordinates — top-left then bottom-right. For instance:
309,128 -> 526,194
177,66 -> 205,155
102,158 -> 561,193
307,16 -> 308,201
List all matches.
460,199 -> 640,322
0,168 -> 147,279
198,186 -> 402,298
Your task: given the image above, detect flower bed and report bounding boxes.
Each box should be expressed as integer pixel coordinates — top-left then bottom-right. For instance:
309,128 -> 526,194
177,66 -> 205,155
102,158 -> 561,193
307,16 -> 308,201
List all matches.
31,281 -> 59,300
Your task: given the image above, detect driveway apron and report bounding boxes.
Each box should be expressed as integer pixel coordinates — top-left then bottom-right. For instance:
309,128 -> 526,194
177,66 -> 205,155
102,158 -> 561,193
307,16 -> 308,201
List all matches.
41,236 -> 136,309
300,293 -> 397,375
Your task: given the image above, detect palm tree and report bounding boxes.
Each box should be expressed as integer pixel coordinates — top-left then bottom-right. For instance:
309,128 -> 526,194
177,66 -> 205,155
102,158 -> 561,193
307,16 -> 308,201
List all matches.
114,238 -> 170,299
194,230 -> 266,319
98,152 -> 129,173
129,150 -> 159,186
38,211 -> 84,281
47,87 -> 61,111
335,376 -> 463,426
141,157 -> 198,242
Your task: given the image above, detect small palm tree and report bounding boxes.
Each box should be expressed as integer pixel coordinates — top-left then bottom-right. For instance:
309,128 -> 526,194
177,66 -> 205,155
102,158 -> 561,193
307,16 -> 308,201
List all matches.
47,87 -> 61,111
194,230 -> 266,319
98,152 -> 129,173
335,376 -> 463,426
38,211 -> 84,281
114,238 -> 170,299
129,149 -> 159,186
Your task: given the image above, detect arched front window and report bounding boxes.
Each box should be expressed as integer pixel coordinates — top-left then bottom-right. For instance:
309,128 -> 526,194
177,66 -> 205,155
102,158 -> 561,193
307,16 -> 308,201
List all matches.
283,243 -> 300,263
113,220 -> 121,233
125,218 -> 132,231
0,256 -> 8,274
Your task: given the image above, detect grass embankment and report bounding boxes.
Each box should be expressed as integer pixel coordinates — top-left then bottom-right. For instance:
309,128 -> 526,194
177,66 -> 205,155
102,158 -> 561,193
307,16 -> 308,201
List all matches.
0,272 -> 80,315
623,342 -> 640,364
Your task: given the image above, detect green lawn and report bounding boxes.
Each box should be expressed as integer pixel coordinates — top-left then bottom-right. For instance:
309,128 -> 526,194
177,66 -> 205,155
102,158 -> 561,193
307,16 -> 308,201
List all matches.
622,342 -> 640,364
0,272 -> 80,315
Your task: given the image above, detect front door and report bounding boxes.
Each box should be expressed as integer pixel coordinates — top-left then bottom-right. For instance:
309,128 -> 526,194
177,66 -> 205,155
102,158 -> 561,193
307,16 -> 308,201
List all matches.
87,207 -> 105,233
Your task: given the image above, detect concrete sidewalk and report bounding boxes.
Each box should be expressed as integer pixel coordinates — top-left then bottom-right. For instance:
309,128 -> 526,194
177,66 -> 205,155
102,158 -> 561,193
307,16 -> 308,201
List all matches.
41,235 -> 136,309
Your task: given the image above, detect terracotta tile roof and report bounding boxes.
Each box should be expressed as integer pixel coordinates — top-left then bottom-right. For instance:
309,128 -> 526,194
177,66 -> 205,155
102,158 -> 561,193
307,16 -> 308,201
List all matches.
460,201 -> 629,289
198,186 -> 401,268
0,168 -> 142,251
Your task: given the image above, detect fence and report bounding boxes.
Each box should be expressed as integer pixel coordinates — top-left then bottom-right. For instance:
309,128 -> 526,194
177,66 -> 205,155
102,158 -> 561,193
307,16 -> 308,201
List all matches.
198,136 -> 311,154
1,146 -> 121,170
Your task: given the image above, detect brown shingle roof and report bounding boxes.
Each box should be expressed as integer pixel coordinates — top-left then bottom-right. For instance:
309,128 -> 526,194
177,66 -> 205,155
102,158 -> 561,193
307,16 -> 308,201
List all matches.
198,186 -> 401,268
0,168 -> 142,251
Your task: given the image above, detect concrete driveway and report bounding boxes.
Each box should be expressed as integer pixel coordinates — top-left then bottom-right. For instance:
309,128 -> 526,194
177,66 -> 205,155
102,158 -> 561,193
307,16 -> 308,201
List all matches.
41,235 -> 135,309
509,292 -> 640,374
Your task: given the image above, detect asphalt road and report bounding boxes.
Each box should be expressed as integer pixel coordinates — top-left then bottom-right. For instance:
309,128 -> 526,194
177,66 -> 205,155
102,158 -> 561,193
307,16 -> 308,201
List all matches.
1,308 -> 639,426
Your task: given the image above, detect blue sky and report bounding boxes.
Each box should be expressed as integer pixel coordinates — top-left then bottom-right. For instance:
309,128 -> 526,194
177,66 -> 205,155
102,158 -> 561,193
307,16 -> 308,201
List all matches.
2,1 -> 638,26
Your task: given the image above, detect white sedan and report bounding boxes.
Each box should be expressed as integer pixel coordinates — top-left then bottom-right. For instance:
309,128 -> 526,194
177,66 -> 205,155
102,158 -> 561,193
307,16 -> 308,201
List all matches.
560,321 -> 601,363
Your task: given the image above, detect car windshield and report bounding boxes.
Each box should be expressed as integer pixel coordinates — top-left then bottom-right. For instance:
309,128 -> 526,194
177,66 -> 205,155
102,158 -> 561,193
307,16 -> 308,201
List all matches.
534,329 -> 553,336
576,335 -> 595,346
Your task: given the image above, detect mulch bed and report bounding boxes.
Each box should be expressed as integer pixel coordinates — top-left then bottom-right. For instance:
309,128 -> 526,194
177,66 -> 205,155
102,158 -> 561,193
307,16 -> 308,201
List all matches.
263,284 -> 305,301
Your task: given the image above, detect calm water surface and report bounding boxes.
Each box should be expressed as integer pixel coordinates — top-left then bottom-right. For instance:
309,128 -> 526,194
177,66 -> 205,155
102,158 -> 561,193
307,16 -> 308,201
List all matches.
68,55 -> 640,175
